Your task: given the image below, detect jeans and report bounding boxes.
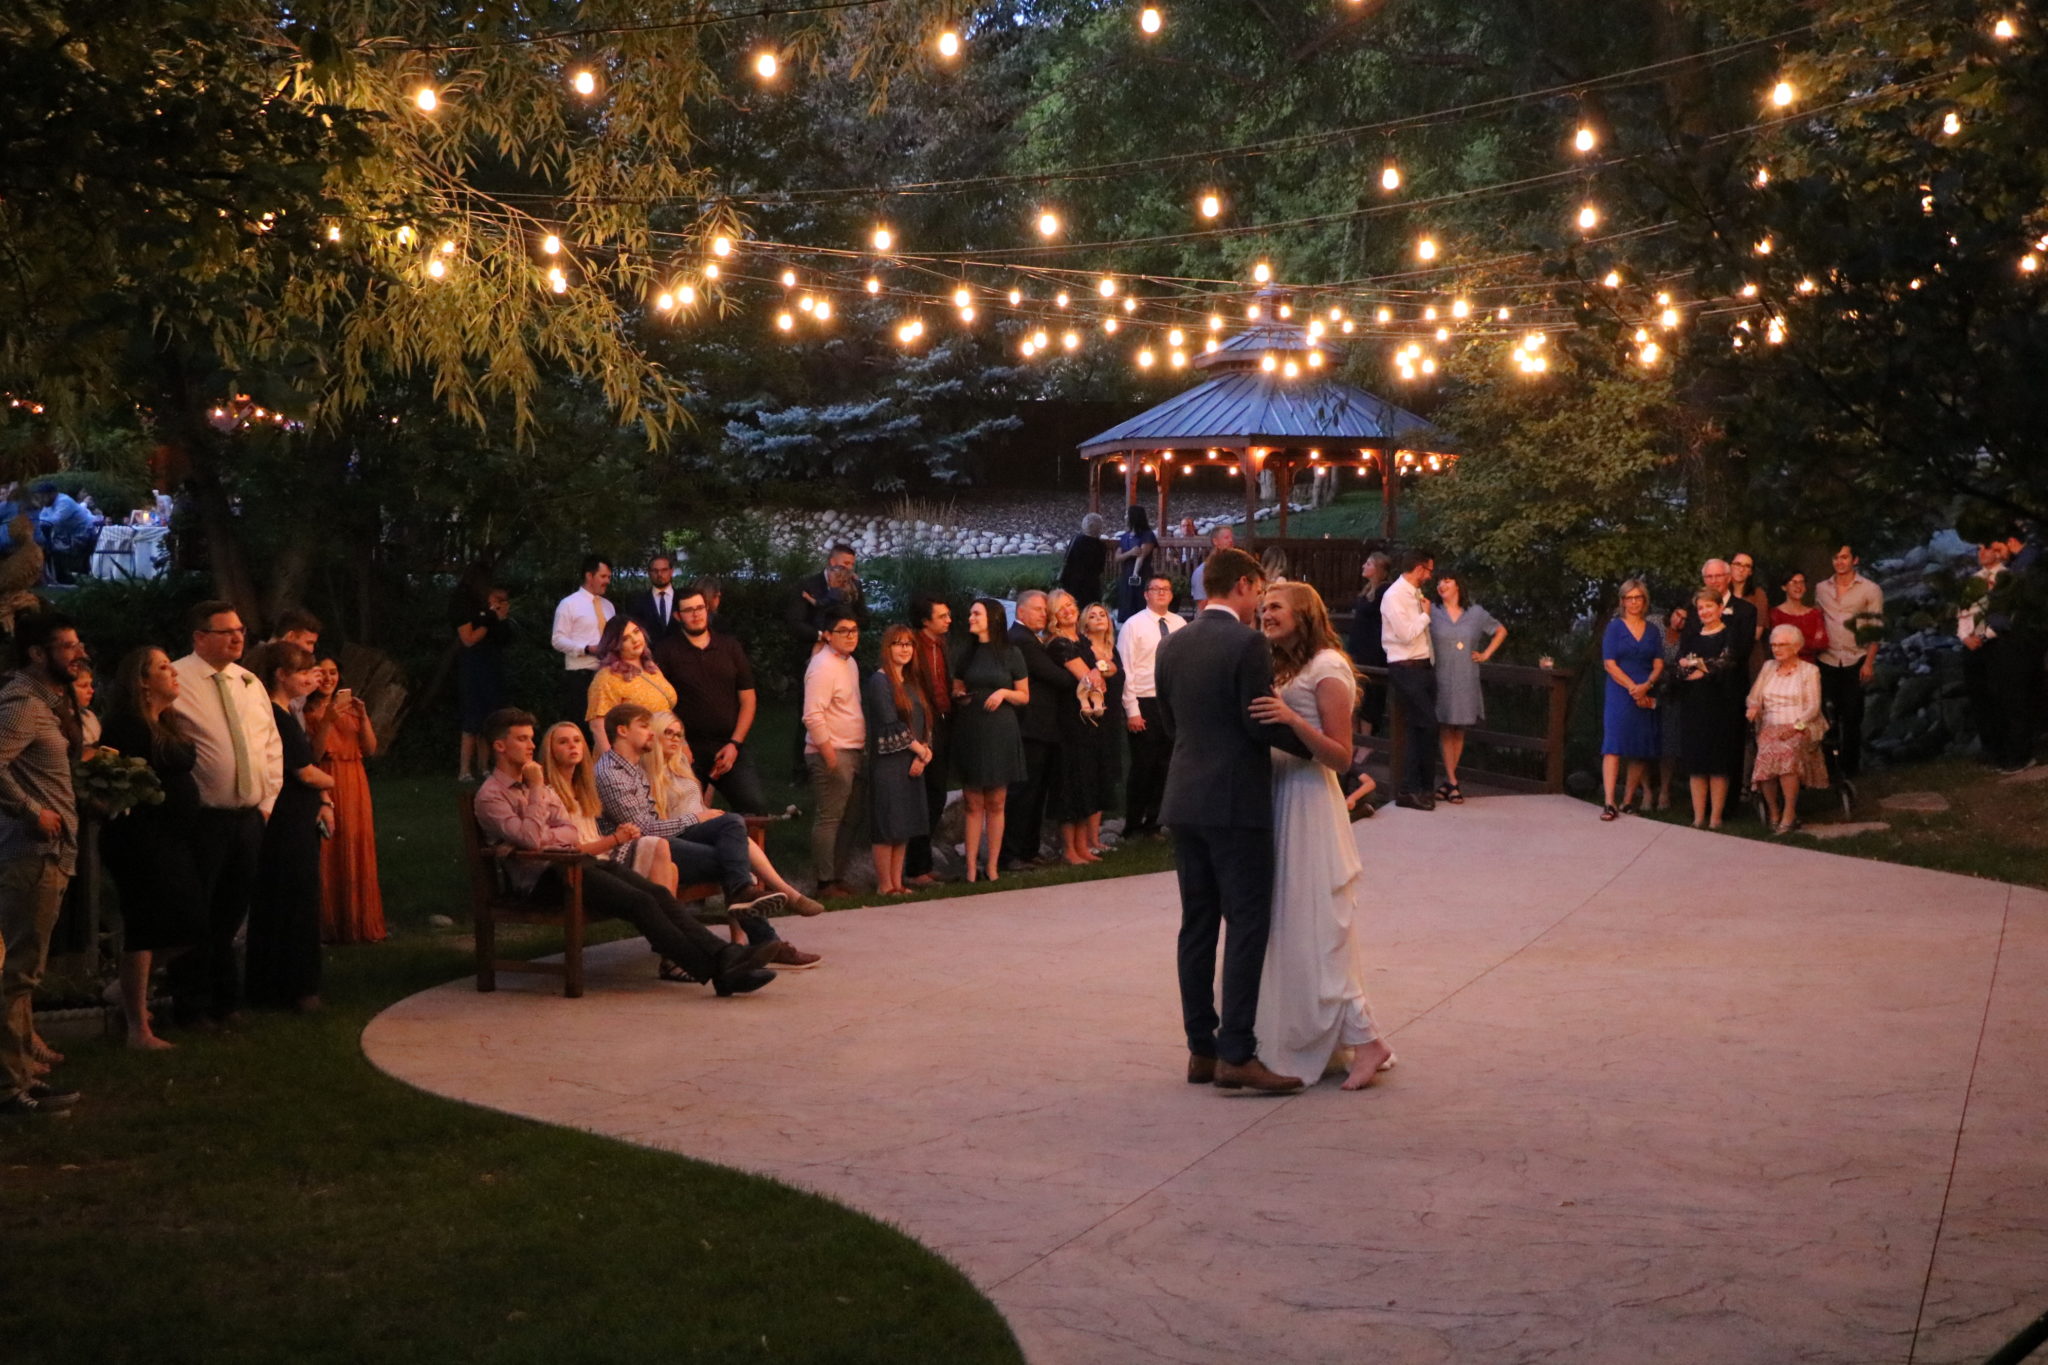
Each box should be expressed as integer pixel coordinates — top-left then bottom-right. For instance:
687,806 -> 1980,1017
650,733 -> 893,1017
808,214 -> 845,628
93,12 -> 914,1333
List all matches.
1124,697 -> 1171,832
0,854 -> 68,1098
167,806 -> 264,1025
666,815 -> 778,944
1386,661 -> 1440,796
538,859 -> 733,980
693,744 -> 770,815
1171,825 -> 1276,1066
805,748 -> 865,884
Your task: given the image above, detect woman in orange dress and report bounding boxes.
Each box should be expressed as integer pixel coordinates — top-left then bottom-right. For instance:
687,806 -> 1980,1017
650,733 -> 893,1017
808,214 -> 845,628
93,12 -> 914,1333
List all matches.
308,658 -> 387,944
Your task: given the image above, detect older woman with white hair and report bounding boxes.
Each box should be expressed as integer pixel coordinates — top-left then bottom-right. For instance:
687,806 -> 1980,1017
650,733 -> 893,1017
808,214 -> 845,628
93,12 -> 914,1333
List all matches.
1057,511 -> 1111,606
1746,622 -> 1829,834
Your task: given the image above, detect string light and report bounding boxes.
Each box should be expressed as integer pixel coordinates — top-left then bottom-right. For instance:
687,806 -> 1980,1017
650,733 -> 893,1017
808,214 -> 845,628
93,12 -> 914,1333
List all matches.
414,87 -> 438,112
1252,260 -> 1272,283
1055,291 -> 1070,308
1032,330 -> 1049,349
1770,79 -> 1795,108
1104,317 -> 1120,333
1574,125 -> 1597,153
1603,270 -> 1621,288
937,30 -> 962,58
2022,253 -> 2040,273
1137,348 -> 1155,368
439,240 -> 456,255
703,262 -> 720,279
677,285 -> 698,307
1756,166 -> 1771,187
1416,236 -> 1437,261
541,233 -> 561,255
1376,307 -> 1392,323
1209,314 -> 1224,330
776,311 -> 795,331
872,225 -> 893,252
571,69 -> 596,96
1008,288 -> 1023,305
958,306 -> 976,323
1754,236 -> 1774,255
1167,328 -> 1185,346
1660,306 -> 1680,328
1381,163 -> 1401,192
1797,277 -> 1817,293
780,269 -> 798,287
865,276 -> 881,294
755,52 -> 779,80
1329,307 -> 1344,321
1170,351 -> 1187,369
547,266 -> 568,294
1139,7 -> 1162,35
1098,276 -> 1118,297
952,286 -> 971,308
1497,307 -> 1511,320
326,225 -> 342,242
1021,338 -> 1038,357
1740,283 -> 1759,297
1063,331 -> 1081,350
1450,298 -> 1470,319
1577,203 -> 1600,231
1766,316 -> 1786,344
1423,307 -> 1438,321
1260,354 -> 1278,372
1307,351 -> 1324,369
1308,319 -> 1325,339
427,257 -> 447,278
1277,303 -> 1292,318
396,226 -> 416,246
710,235 -> 732,257
1994,17 -> 2016,39
1941,111 -> 1961,136
1283,360 -> 1300,378
1246,304 -> 1261,320
1199,192 -> 1222,219
815,299 -> 832,321
1037,210 -> 1061,238
1123,296 -> 1138,313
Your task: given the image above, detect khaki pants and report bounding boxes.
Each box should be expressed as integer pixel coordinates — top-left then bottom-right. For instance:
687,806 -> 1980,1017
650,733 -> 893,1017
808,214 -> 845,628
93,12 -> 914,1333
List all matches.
0,854 -> 70,1097
805,748 -> 865,885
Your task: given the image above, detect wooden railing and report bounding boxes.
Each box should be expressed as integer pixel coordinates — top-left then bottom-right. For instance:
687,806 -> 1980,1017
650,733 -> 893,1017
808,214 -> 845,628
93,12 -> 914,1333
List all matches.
1151,536 -> 1370,609
1357,661 -> 1577,795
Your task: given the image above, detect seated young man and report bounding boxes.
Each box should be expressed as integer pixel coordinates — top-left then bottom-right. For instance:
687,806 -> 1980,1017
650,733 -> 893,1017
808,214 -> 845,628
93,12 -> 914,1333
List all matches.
593,704 -> 822,970
472,708 -> 778,996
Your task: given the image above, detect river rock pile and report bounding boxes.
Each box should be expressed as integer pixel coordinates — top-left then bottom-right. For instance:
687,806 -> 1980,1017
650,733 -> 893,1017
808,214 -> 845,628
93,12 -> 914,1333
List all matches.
1861,530 -> 1986,764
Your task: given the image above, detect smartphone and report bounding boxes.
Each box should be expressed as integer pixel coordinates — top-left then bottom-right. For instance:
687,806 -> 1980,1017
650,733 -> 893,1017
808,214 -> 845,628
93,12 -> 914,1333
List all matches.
333,687 -> 354,710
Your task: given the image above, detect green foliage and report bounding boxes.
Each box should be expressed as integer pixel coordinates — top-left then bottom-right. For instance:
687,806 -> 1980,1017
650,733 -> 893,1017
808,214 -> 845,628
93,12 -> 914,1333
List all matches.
72,750 -> 163,819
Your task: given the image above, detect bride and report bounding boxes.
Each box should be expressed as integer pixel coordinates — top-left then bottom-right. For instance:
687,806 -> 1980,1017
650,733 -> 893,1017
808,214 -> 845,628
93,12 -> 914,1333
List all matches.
1247,582 -> 1395,1090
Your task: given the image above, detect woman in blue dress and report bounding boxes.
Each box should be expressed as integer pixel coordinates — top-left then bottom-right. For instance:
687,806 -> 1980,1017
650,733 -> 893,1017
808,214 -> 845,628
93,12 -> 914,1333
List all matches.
1600,578 -> 1663,820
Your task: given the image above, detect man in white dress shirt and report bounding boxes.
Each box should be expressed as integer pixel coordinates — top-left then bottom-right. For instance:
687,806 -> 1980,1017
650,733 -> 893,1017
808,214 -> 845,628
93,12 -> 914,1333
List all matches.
166,600 -> 284,1029
1380,547 -> 1440,810
1814,543 -> 1884,781
550,556 -> 615,728
1116,573 -> 1186,837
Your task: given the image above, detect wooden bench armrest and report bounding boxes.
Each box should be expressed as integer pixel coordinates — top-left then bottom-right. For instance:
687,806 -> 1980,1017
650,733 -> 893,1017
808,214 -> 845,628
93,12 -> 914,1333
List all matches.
503,847 -> 586,865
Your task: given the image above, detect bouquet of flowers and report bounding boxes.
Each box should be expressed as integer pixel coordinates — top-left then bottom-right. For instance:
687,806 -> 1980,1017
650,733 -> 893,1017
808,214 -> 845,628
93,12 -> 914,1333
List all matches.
71,748 -> 165,820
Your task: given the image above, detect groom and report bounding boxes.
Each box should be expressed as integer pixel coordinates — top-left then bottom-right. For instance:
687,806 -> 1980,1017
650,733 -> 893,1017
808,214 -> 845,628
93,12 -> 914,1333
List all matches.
1155,546 -> 1311,1094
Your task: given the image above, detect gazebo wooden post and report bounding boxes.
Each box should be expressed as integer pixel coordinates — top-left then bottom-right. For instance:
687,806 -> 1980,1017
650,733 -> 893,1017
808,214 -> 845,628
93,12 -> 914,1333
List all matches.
1088,456 -> 1103,518
1123,454 -> 1139,516
1240,447 -> 1259,532
1380,446 -> 1399,541
1275,457 -> 1295,537
1155,454 -> 1173,535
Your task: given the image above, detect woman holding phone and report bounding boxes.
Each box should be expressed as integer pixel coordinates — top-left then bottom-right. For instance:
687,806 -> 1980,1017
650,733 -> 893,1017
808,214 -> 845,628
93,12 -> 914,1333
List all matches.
307,658 -> 386,943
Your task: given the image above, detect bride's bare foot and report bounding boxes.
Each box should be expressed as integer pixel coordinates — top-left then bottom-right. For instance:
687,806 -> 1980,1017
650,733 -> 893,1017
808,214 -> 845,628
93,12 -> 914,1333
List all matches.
1341,1038 -> 1395,1090
128,1030 -> 175,1052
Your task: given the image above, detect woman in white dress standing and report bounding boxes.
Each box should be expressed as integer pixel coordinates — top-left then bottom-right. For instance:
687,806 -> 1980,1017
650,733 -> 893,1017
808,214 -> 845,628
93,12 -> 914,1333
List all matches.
1247,582 -> 1395,1090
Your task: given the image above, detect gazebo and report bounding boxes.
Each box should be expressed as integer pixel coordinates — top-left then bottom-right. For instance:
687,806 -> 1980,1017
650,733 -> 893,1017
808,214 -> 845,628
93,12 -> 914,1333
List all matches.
1077,316 -> 1459,540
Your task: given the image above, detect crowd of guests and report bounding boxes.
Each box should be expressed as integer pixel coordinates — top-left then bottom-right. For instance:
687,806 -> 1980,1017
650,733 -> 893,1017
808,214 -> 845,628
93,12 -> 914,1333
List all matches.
0,603 -> 385,1116
1599,529 -> 2042,832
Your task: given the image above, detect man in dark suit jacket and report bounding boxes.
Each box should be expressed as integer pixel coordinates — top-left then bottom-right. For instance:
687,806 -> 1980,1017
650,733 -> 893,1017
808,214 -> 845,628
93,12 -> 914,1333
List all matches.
1155,547 -> 1311,1094
1702,558 -> 1758,673
624,552 -> 685,644
1000,589 -> 1072,869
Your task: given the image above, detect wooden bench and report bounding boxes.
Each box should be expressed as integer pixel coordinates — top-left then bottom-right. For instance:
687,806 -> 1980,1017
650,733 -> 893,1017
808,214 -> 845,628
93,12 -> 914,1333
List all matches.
458,790 -> 765,998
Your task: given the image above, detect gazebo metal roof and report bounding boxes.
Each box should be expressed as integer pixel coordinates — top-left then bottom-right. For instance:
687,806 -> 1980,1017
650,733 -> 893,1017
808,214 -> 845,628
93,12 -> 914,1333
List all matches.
1077,368 -> 1456,459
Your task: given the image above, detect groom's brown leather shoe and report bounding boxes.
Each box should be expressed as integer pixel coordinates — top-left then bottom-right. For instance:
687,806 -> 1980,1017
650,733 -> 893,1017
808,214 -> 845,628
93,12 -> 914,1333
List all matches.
1213,1058 -> 1305,1094
1187,1053 -> 1216,1084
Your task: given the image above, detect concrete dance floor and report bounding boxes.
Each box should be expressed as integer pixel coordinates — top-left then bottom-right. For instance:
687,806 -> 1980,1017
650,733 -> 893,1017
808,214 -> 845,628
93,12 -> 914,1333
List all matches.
364,795 -> 2047,1364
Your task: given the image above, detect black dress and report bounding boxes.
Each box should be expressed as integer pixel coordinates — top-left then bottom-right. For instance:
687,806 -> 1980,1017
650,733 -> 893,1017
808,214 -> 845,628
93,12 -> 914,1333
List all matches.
453,591 -> 512,734
1057,535 -> 1109,606
948,642 -> 1028,789
1046,636 -> 1106,820
246,703 -> 324,1007
1677,625 -> 1746,780
98,710 -> 205,954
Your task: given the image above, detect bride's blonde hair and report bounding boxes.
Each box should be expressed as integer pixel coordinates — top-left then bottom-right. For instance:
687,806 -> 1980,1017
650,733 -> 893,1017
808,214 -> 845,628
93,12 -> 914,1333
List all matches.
1264,582 -> 1352,686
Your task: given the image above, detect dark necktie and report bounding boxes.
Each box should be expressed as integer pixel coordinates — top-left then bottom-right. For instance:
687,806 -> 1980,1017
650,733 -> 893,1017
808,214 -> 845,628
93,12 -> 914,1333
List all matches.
1158,616 -> 1169,641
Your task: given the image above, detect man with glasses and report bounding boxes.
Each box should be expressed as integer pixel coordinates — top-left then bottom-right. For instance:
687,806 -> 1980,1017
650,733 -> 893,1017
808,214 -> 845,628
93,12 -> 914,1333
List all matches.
167,600 -> 283,1030
1701,558 -> 1760,673
652,582 -> 768,813
1116,574 -> 1185,838
802,607 -> 867,897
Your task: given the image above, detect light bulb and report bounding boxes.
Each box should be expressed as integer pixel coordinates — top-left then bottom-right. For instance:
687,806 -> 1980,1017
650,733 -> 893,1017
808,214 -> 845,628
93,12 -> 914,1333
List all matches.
1381,164 -> 1401,192
1756,166 -> 1771,186
1098,277 -> 1117,297
1417,236 -> 1437,261
865,276 -> 881,294
1603,270 -> 1621,288
655,291 -> 675,312
1308,319 -> 1325,338
815,300 -> 831,321
1260,354 -> 1278,372
415,87 -> 438,112
703,263 -> 719,279
1307,351 -> 1324,368
1021,340 -> 1038,357
1994,17 -> 2016,38
1139,7 -> 1162,35
1574,126 -> 1596,153
396,226 -> 416,246
872,226 -> 893,252
1771,80 -> 1794,108
1199,193 -> 1221,219
1797,277 -> 1817,293
1209,314 -> 1223,330
1941,111 -> 1961,136
1008,289 -> 1023,305
776,312 -> 794,331
1741,283 -> 1759,297
1640,342 -> 1661,364
1342,319 -> 1355,333
1577,203 -> 1600,231
1246,304 -> 1261,320
1037,211 -> 1060,237
1754,237 -> 1773,255
937,30 -> 961,58
1376,307 -> 1392,323
710,235 -> 731,257
1167,328 -> 1185,346
1435,327 -> 1450,342
798,296 -> 815,313
1137,349 -> 1155,369
952,287 -> 970,307
2022,254 -> 2040,273
1278,304 -> 1292,318
542,234 -> 561,255
959,306 -> 976,322
548,267 -> 567,294
1104,317 -> 1120,333
326,225 -> 342,242
1063,331 -> 1080,350
1123,296 -> 1137,314
1252,260 -> 1272,284
1423,307 -> 1438,321
1055,291 -> 1070,308
677,285 -> 697,306
1451,299 -> 1470,319
1420,358 -> 1436,375
439,240 -> 456,254
755,52 -> 779,80
1497,307 -> 1510,320
1283,360 -> 1300,378
780,269 -> 797,287
571,69 -> 596,96
1660,307 -> 1679,328
427,258 -> 446,278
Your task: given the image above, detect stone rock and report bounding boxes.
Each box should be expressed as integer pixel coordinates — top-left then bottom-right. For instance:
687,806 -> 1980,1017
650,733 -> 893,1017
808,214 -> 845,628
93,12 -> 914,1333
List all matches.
427,914 -> 456,929
2000,763 -> 2048,784
1878,791 -> 1951,814
1800,821 -> 1892,840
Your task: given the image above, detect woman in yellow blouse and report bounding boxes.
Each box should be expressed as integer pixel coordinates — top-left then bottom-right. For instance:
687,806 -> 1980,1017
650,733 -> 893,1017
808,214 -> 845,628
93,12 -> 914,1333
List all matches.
585,616 -> 677,753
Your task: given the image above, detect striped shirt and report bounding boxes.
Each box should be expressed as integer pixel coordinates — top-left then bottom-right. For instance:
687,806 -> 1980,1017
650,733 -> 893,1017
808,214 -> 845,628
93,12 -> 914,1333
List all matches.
594,748 -> 702,837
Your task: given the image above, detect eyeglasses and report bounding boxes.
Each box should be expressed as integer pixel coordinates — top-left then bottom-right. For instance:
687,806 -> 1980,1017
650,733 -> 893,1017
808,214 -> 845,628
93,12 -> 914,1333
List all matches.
197,626 -> 247,636
828,625 -> 859,636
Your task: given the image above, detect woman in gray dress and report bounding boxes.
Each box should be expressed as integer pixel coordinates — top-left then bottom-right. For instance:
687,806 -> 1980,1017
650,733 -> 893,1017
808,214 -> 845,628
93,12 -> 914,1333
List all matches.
864,625 -> 933,896
1428,572 -> 1506,804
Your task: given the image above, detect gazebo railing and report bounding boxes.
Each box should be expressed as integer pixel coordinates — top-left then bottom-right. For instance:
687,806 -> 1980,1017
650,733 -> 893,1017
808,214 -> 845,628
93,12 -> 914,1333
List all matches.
1358,662 -> 1577,795
1148,536 -> 1369,611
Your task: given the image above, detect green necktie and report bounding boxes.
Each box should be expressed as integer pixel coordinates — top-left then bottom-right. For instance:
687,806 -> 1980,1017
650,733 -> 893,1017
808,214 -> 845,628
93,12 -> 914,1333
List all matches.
214,672 -> 259,807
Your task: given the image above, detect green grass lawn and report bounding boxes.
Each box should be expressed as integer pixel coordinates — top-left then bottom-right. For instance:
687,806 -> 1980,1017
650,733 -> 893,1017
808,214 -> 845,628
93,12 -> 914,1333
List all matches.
1622,754 -> 2048,891
0,699 -> 1196,1365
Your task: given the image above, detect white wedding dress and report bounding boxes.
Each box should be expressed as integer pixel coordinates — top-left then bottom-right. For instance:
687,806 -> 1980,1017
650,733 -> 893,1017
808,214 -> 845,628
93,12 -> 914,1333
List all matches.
1254,649 -> 1382,1083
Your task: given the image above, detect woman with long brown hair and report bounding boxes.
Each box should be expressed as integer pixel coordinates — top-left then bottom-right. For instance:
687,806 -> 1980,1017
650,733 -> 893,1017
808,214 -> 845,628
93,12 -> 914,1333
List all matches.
1245,582 -> 1394,1091
583,616 -> 676,754
864,624 -> 933,896
539,720 -> 677,892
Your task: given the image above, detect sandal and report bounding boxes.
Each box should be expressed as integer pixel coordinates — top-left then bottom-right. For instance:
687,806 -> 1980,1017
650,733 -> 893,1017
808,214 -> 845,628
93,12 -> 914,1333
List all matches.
1442,784 -> 1465,805
656,957 -> 702,985
1600,804 -> 1619,822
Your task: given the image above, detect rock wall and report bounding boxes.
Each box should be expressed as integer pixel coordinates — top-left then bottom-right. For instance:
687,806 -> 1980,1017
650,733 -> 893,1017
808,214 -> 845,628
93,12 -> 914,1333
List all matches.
1862,531 -> 1988,764
759,499 -> 1318,561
